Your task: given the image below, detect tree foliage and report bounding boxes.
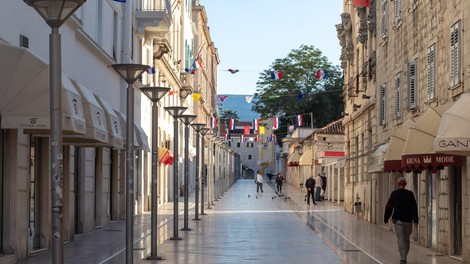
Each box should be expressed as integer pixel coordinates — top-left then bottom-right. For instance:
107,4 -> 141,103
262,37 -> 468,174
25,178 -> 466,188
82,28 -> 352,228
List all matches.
219,109 -> 239,124
252,45 -> 344,138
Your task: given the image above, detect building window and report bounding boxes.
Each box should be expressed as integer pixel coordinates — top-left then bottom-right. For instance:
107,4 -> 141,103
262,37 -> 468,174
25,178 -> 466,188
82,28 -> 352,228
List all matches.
408,59 -> 418,110
380,83 -> 387,125
248,155 -> 252,160
395,73 -> 402,118
247,143 -> 253,148
427,44 -> 436,100
381,0 -> 388,39
394,0 -> 402,24
450,21 -> 461,88
237,142 -> 240,148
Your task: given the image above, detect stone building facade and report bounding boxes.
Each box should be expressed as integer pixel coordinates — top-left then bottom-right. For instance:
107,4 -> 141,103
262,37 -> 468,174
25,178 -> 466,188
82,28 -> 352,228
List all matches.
341,0 -> 470,261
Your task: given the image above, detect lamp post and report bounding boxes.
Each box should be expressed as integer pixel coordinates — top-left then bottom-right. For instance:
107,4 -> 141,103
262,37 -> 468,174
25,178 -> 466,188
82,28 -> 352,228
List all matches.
164,106 -> 187,240
190,123 -> 206,220
199,128 -> 210,215
140,86 -> 170,260
23,1 -> 85,263
178,115 -> 197,230
111,63 -> 149,264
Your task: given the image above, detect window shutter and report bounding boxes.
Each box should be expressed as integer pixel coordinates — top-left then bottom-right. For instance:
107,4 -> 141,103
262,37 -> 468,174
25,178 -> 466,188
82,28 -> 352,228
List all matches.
408,60 -> 418,109
450,21 -> 461,87
381,0 -> 388,39
427,44 -> 436,100
395,73 -> 401,118
394,0 -> 401,23
380,84 -> 387,125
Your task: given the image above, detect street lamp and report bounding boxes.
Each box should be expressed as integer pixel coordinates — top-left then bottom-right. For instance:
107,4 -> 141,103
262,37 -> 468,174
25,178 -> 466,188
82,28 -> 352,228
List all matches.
23,0 -> 85,263
179,114 -> 197,230
190,123 -> 206,220
164,106 -> 187,240
111,63 -> 149,264
140,86 -> 170,260
199,128 -> 210,215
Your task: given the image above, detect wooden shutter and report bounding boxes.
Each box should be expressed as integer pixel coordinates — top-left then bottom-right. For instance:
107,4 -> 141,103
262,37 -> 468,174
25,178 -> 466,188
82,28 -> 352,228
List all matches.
408,60 -> 418,109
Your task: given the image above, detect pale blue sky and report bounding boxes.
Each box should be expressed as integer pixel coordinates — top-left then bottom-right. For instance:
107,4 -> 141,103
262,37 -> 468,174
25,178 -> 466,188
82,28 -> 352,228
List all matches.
200,0 -> 344,95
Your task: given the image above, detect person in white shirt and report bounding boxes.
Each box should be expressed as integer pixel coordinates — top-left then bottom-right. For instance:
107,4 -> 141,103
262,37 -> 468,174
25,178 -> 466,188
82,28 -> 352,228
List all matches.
315,173 -> 323,202
255,170 -> 264,193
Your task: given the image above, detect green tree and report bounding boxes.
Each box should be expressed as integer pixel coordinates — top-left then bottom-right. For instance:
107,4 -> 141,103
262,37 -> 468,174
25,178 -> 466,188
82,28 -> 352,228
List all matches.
220,109 -> 239,124
252,45 -> 344,139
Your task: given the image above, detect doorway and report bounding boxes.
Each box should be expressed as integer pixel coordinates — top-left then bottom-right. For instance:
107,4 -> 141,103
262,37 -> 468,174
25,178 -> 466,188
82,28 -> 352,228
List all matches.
426,171 -> 437,249
451,166 -> 462,256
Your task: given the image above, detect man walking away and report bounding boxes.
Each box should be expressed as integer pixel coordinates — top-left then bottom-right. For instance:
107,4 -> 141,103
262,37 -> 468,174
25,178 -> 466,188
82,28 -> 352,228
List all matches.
384,177 -> 418,264
321,172 -> 327,200
276,173 -> 284,193
305,175 -> 316,205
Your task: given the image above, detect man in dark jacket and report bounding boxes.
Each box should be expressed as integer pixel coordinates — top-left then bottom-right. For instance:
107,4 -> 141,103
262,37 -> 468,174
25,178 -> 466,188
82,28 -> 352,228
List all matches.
305,175 -> 316,205
384,177 -> 418,264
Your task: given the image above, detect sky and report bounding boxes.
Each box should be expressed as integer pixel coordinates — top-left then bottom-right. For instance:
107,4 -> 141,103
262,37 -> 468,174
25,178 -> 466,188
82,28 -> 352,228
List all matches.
200,0 -> 344,95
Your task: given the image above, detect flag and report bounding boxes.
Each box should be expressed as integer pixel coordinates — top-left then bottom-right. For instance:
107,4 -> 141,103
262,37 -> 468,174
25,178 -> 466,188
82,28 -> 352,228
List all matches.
296,115 -> 303,127
193,58 -> 202,69
223,133 -> 228,141
297,93 -> 305,102
352,0 -> 371,7
245,96 -> 253,103
240,135 -> 245,142
270,70 -> 283,80
218,95 -> 228,102
229,119 -> 235,130
253,119 -> 259,131
210,117 -> 217,128
271,134 -> 277,142
192,92 -> 202,101
114,0 -> 125,2
288,125 -> 295,132
228,69 -> 239,74
184,67 -> 197,74
259,126 -> 265,135
168,90 -> 176,96
146,67 -> 155,74
244,126 -> 250,135
315,69 -> 329,80
267,136 -> 272,143
273,117 -> 279,130
255,135 -> 259,142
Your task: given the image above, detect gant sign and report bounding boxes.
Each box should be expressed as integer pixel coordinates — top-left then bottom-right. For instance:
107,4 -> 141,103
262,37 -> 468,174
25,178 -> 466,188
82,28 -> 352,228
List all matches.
435,138 -> 470,153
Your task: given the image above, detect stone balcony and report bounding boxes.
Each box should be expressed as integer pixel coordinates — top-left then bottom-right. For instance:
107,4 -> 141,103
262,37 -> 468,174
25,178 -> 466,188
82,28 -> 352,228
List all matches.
136,0 -> 172,36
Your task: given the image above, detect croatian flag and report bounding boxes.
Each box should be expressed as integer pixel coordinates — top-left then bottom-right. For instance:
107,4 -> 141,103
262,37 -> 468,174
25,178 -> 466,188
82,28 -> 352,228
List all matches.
271,134 -> 277,142
270,70 -> 283,80
296,115 -> 303,127
240,135 -> 245,142
229,119 -> 235,130
253,119 -> 259,131
315,69 -> 328,80
224,133 -> 228,141
255,135 -> 259,142
273,117 -> 279,130
210,117 -> 217,128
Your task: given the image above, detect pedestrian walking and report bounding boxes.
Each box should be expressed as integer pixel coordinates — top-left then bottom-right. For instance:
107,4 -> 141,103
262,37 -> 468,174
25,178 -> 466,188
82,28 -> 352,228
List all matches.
383,177 -> 419,264
304,175 -> 316,205
255,170 -> 264,193
320,172 -> 327,200
315,173 -> 323,202
275,173 -> 284,193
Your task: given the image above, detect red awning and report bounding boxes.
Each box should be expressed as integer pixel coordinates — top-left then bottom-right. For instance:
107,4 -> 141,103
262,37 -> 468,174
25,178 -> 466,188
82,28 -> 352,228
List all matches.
401,153 -> 464,173
321,151 -> 345,157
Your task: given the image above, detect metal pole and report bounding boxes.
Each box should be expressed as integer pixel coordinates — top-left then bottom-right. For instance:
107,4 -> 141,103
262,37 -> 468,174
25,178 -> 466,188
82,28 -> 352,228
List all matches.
194,131 -> 200,220
207,138 -> 212,209
149,101 -> 161,259
126,82 -> 135,263
171,118 -> 181,239
182,124 -> 190,230
50,26 -> 64,264
200,135 -> 205,215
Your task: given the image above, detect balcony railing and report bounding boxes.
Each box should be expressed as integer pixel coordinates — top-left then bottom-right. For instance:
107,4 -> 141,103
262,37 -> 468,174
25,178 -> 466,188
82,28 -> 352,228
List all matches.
136,0 -> 172,35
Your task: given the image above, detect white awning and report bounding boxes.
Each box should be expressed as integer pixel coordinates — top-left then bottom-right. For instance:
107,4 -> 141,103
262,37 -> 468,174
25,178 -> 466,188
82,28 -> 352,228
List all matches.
114,110 -> 139,148
299,150 -> 313,166
67,78 -> 109,145
368,143 -> 388,173
95,96 -> 124,149
435,94 -> 470,155
0,43 -> 86,134
135,124 -> 150,152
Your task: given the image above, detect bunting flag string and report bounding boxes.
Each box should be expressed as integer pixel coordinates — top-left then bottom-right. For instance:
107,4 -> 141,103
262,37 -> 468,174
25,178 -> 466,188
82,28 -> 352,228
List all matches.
227,69 -> 239,74
245,96 -> 253,103
218,95 -> 228,102
192,92 -> 202,102
253,119 -> 259,131
270,70 -> 283,80
296,115 -> 303,127
273,117 -> 279,130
